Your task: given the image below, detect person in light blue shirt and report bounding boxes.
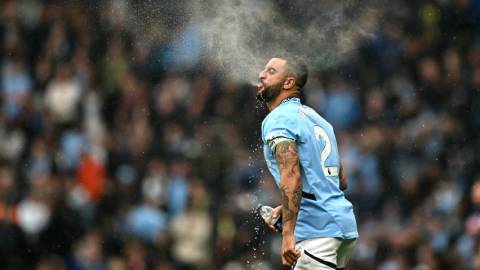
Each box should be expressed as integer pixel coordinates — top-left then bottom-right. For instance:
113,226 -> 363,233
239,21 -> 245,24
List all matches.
257,56 -> 358,269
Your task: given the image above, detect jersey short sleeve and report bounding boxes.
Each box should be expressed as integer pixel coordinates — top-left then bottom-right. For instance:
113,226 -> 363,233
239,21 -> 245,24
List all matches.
262,113 -> 300,153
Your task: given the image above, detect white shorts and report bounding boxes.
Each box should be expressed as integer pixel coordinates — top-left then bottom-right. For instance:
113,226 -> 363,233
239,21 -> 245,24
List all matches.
293,237 -> 357,270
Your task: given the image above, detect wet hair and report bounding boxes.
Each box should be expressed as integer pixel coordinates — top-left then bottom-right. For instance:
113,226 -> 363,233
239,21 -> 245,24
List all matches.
274,55 -> 309,89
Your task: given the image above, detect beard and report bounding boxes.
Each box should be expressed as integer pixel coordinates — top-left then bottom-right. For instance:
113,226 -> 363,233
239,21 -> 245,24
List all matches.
256,81 -> 283,103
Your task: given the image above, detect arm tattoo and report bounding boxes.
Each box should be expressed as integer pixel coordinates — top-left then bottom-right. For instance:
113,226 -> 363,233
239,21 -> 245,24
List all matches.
281,188 -> 293,222
281,185 -> 302,223
292,185 -> 302,210
275,141 -> 299,172
276,141 -> 302,225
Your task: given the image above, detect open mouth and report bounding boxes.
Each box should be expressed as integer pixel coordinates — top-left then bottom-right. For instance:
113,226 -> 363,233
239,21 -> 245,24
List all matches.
255,81 -> 266,101
257,82 -> 265,93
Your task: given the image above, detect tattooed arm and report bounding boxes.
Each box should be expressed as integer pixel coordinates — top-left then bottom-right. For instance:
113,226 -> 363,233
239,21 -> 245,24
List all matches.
275,140 -> 302,234
275,140 -> 302,266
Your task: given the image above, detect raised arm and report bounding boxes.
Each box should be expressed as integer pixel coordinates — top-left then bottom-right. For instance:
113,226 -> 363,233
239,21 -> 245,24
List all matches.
275,140 -> 302,266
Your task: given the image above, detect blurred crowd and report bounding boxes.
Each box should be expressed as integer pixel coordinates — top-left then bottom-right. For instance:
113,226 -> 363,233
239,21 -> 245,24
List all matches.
1,0 -> 480,269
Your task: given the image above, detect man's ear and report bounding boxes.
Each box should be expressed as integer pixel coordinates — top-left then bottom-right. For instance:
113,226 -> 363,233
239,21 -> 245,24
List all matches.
283,76 -> 296,90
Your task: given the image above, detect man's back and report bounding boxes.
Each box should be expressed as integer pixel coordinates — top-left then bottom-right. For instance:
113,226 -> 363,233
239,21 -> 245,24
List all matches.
262,97 -> 358,242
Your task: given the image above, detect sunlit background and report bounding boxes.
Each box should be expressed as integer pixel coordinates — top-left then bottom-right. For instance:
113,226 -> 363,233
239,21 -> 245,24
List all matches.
0,0 -> 479,269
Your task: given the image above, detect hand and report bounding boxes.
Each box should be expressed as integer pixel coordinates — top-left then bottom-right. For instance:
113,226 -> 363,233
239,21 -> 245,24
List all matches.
263,205 -> 282,232
281,233 -> 301,267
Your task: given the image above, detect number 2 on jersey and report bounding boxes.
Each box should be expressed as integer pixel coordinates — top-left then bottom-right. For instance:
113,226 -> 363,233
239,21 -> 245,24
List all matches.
313,125 -> 331,169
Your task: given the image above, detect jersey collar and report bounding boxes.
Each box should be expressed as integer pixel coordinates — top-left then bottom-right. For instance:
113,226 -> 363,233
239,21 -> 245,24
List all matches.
280,97 -> 301,106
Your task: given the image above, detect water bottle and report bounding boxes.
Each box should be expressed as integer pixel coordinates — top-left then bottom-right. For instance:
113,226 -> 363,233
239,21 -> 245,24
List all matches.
257,204 -> 282,231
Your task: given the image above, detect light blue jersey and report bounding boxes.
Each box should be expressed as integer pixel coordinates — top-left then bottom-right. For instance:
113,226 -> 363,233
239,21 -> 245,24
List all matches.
261,97 -> 358,242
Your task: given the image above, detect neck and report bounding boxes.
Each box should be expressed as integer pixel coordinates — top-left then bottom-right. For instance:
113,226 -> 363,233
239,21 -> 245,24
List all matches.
266,91 -> 300,111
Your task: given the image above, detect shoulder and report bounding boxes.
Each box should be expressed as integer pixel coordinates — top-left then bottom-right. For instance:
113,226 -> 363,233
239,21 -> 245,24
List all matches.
262,107 -> 302,142
263,108 -> 298,129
